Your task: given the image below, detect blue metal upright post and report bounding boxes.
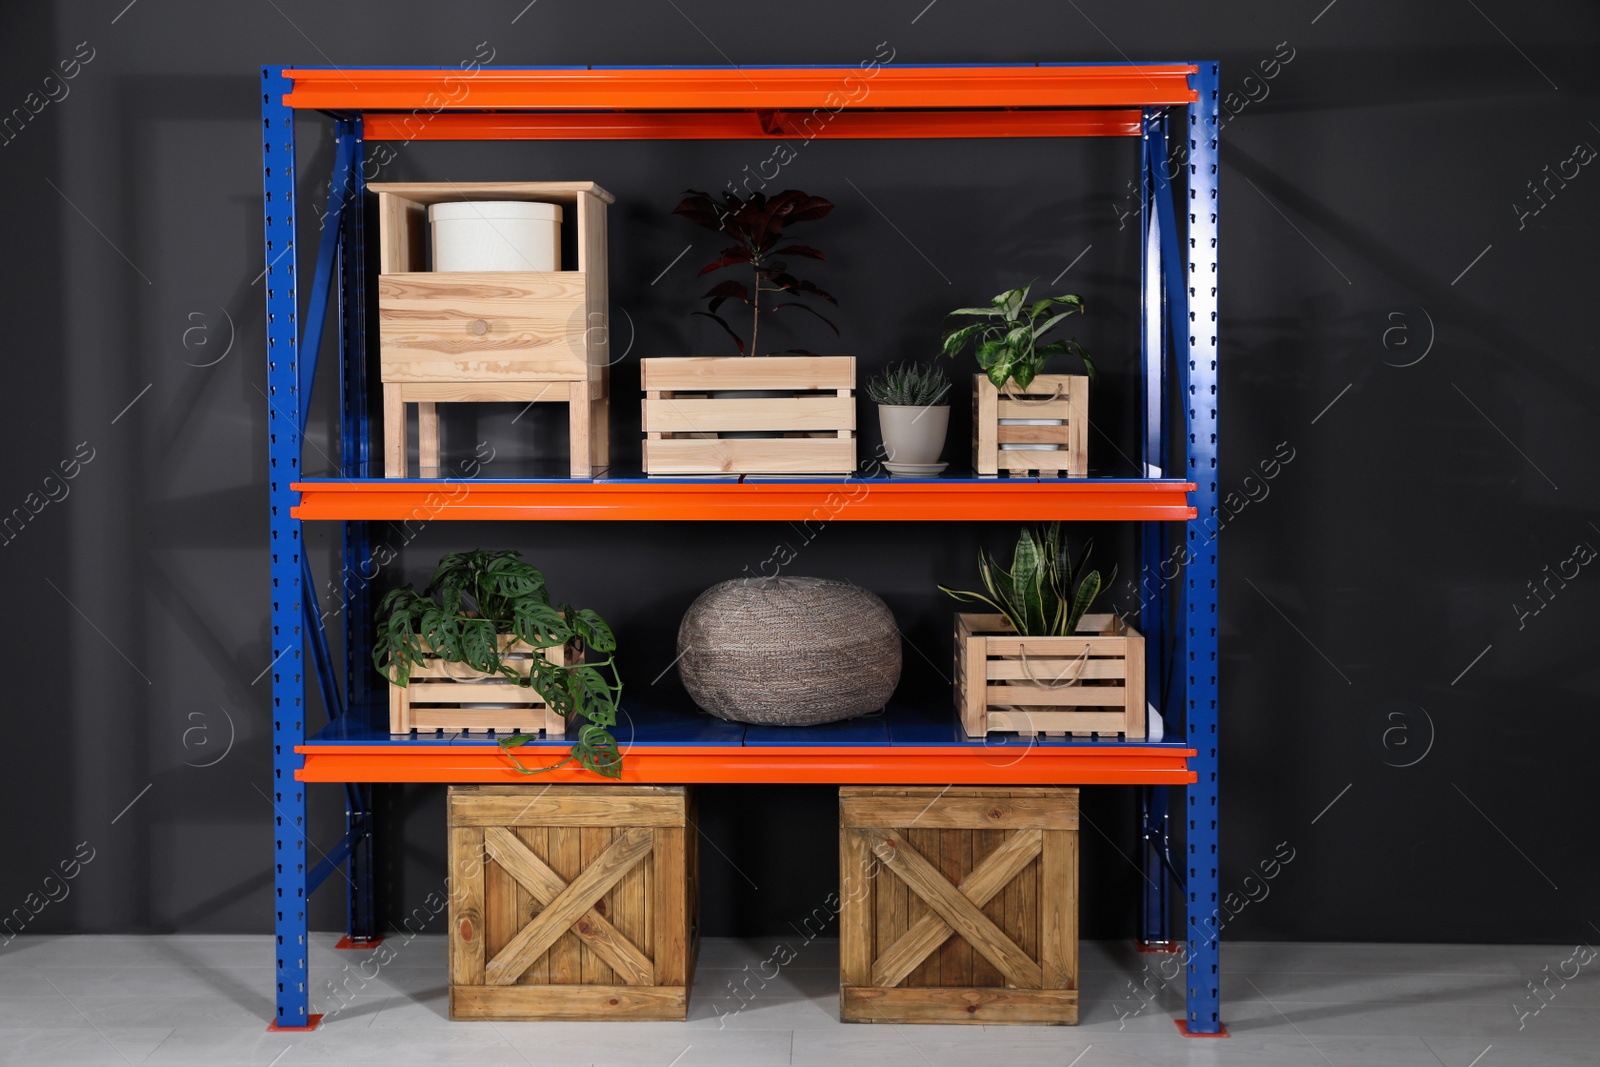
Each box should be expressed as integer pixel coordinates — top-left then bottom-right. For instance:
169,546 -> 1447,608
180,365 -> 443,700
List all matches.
1180,60 -> 1223,1036
261,66 -> 315,1031
336,116 -> 380,945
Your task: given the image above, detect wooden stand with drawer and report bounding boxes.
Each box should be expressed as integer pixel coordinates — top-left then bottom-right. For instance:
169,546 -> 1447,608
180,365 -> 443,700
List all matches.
373,182 -> 612,479
839,786 -> 1079,1025
448,785 -> 699,1021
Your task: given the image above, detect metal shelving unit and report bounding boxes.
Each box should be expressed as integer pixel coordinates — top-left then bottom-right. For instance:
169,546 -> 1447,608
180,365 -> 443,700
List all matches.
260,62 -> 1221,1034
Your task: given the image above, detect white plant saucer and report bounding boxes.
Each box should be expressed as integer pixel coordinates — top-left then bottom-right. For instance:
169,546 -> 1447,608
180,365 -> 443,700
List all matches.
883,461 -> 949,476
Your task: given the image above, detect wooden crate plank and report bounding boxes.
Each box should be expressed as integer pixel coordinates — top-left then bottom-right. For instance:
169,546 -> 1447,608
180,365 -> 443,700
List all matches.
580,826 -> 619,987
839,826 -> 875,990
641,356 -> 854,391
972,828 -> 1007,989
547,826 -> 583,985
643,395 -> 855,433
841,986 -> 1077,1025
515,826 -> 549,985
985,710 -> 1131,735
449,827 -> 486,986
842,796 -> 1079,831
397,381 -> 572,403
904,827 -> 940,988
451,792 -> 686,828
654,827 -> 688,987
451,984 -> 687,1022
938,829 -> 973,988
643,437 -> 855,475
1039,826 -> 1078,991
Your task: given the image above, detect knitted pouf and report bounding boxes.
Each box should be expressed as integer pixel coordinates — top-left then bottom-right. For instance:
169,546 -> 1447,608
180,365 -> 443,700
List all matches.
677,577 -> 902,726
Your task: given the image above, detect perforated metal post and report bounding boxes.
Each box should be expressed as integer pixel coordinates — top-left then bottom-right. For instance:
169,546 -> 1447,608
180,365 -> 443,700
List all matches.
261,66 -> 313,1030
1181,60 -> 1222,1035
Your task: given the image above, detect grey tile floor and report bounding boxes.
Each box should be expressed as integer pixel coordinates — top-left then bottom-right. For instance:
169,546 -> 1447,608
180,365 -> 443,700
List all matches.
0,934 -> 1589,1065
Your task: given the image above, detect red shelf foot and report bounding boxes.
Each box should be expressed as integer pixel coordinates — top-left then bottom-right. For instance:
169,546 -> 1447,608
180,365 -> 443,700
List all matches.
334,936 -> 384,950
1175,1019 -> 1229,1038
267,1013 -> 324,1032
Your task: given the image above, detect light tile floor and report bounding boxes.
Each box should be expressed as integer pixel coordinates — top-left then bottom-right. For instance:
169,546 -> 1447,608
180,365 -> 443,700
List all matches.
0,934 -> 1589,1065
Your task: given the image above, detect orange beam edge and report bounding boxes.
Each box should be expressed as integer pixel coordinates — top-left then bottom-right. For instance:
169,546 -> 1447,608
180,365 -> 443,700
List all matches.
295,745 -> 1199,785
289,483 -> 1197,523
359,110 -> 1146,140
279,66 -> 1199,111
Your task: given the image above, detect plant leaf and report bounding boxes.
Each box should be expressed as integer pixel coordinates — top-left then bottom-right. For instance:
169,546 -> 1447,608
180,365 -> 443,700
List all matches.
769,302 -> 839,334
690,310 -> 747,355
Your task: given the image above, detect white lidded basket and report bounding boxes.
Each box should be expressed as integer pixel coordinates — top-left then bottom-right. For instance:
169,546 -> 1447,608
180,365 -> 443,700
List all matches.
428,200 -> 562,272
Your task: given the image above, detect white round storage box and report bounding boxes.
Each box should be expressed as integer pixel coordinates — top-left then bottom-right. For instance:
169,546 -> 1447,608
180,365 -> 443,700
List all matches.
428,201 -> 562,272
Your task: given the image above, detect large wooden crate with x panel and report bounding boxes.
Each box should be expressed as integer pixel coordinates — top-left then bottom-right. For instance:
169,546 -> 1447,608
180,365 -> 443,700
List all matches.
838,786 -> 1079,1025
447,785 -> 699,1021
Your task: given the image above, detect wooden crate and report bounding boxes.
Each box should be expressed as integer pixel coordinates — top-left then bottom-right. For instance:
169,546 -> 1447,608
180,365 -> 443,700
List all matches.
641,356 -> 856,474
954,613 -> 1145,739
387,635 -> 576,737
973,374 -> 1088,477
448,785 -> 699,1021
372,181 -> 612,478
839,786 -> 1079,1025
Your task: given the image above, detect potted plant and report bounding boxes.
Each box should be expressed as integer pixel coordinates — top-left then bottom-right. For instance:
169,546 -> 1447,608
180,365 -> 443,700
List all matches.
939,525 -> 1145,739
866,361 -> 952,474
640,188 -> 856,475
940,284 -> 1095,478
373,549 -> 623,777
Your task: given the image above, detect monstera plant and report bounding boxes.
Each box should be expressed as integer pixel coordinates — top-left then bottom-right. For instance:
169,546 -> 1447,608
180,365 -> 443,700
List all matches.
674,188 -> 838,356
373,550 -> 623,778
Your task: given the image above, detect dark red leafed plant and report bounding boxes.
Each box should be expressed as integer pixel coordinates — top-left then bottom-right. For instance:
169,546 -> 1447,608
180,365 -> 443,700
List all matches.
674,188 -> 838,356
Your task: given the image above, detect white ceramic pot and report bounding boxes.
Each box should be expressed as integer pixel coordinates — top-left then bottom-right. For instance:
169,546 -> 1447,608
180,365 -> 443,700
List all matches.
878,404 -> 950,465
429,201 -> 561,272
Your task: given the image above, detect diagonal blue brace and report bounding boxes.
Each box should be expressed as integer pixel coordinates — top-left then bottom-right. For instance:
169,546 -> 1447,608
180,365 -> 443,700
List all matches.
299,129 -> 359,429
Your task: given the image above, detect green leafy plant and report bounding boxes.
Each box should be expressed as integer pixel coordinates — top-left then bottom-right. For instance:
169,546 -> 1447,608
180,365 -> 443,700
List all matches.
938,524 -> 1114,637
866,361 -> 953,407
673,188 -> 838,356
939,283 -> 1095,391
372,550 -> 623,778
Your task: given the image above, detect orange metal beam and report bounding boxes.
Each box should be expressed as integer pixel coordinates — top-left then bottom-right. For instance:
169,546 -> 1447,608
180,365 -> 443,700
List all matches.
283,66 -> 1198,112
361,108 -> 1146,141
289,480 -> 1197,523
296,744 -> 1198,785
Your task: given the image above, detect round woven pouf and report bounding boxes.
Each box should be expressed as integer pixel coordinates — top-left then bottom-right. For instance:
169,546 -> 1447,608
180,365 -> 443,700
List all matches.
677,577 -> 902,726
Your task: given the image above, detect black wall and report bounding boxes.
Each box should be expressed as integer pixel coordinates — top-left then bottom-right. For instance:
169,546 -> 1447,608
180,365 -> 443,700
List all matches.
1,1 -> 1596,946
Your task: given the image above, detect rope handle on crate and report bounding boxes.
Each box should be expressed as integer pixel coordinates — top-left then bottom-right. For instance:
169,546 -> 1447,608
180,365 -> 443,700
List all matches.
1018,643 -> 1091,689
999,379 -> 1065,408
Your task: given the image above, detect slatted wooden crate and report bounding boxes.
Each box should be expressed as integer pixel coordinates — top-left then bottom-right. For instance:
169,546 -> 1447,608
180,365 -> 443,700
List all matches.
641,356 -> 856,474
973,374 -> 1088,477
372,181 -> 612,478
839,786 -> 1079,1025
448,785 -> 699,1021
386,636 -> 576,736
954,613 -> 1145,739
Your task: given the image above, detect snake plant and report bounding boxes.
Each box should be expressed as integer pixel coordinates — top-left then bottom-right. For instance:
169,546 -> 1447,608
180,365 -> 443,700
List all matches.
938,524 -> 1114,636
373,550 -> 623,778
